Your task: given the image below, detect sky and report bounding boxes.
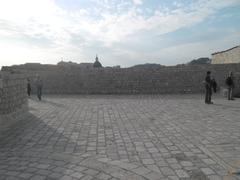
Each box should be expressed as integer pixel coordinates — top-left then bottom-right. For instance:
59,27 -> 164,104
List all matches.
0,0 -> 240,68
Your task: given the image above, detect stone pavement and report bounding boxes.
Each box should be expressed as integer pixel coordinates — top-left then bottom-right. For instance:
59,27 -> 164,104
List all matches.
0,95 -> 240,180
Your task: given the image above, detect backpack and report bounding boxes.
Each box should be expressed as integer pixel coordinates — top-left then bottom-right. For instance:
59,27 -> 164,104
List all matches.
225,77 -> 231,86
212,80 -> 217,93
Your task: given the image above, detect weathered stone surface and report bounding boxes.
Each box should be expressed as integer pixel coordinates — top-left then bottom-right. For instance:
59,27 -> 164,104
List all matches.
212,46 -> 240,64
3,63 -> 240,96
0,95 -> 240,179
0,72 -> 28,132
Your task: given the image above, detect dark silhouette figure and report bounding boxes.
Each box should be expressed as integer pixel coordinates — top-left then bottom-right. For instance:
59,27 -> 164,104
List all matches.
205,71 -> 213,104
36,77 -> 43,101
211,78 -> 217,93
27,79 -> 31,97
226,71 -> 234,100
93,55 -> 102,68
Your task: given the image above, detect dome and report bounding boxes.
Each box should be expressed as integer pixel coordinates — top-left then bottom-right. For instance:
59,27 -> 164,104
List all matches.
93,55 -> 102,68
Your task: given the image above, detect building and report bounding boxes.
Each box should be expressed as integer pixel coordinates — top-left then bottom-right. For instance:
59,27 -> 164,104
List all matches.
211,45 -> 240,64
57,61 -> 93,69
57,61 -> 78,66
93,55 -> 102,68
79,63 -> 94,69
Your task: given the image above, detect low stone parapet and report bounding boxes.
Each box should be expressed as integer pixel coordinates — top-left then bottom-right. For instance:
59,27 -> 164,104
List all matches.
0,72 -> 28,133
3,63 -> 240,95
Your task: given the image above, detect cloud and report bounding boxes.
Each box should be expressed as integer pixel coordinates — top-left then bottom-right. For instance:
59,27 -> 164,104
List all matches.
133,0 -> 143,6
67,0 -> 240,45
1,0 -> 239,45
0,0 -> 239,67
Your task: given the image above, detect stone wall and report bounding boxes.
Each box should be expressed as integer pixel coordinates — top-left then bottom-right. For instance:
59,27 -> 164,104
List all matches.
0,71 -> 28,132
3,63 -> 240,96
212,46 -> 240,64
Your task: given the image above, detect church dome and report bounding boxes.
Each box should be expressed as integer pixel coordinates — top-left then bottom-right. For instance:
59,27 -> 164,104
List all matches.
93,55 -> 102,68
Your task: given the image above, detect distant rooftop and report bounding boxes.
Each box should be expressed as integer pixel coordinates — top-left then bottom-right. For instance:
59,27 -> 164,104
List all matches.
212,45 -> 240,55
57,61 -> 93,66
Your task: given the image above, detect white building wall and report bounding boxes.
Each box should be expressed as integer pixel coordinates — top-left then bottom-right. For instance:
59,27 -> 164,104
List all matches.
212,46 -> 240,64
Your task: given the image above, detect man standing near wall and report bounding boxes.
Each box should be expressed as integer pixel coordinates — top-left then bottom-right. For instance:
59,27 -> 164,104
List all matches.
27,79 -> 31,97
226,71 -> 235,100
205,71 -> 213,104
36,76 -> 43,101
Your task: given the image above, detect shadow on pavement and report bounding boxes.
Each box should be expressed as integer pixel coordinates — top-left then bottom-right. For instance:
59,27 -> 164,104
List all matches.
0,112 -> 80,179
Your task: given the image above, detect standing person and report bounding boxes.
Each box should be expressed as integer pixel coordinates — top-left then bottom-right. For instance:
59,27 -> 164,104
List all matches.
36,76 -> 43,101
211,77 -> 217,93
225,71 -> 234,100
205,71 -> 213,104
27,78 -> 31,97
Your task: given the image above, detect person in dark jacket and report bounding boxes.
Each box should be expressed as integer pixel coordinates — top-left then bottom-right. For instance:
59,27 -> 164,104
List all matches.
36,76 -> 43,101
27,78 -> 31,97
205,71 -> 213,104
226,71 -> 234,100
211,77 -> 217,93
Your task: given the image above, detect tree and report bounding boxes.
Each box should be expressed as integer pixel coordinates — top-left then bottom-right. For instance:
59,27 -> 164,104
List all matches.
188,58 -> 211,65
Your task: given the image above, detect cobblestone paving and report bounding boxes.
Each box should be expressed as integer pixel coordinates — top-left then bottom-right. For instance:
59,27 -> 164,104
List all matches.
0,95 -> 240,180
